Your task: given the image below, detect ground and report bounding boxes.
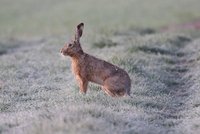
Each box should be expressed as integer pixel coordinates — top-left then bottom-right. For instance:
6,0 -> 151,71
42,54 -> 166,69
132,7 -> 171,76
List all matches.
0,0 -> 200,134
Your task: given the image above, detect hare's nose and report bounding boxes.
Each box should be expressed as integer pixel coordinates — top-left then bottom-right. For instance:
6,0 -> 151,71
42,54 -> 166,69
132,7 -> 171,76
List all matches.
60,49 -> 63,53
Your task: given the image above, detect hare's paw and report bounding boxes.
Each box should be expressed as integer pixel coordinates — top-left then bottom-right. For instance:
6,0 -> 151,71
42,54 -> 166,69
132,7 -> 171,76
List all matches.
79,90 -> 86,95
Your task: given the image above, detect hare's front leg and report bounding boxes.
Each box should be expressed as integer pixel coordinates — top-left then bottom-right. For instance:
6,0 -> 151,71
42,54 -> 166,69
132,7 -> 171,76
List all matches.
76,75 -> 88,94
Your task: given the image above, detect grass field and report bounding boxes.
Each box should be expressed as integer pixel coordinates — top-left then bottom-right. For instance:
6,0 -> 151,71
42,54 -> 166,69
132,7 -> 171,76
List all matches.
0,0 -> 200,134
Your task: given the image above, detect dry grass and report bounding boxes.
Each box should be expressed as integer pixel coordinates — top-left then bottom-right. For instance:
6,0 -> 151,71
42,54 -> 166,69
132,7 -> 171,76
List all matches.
1,32 -> 200,134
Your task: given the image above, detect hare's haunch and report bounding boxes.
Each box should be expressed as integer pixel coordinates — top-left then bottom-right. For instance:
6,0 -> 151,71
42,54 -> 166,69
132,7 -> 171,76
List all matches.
60,23 -> 131,97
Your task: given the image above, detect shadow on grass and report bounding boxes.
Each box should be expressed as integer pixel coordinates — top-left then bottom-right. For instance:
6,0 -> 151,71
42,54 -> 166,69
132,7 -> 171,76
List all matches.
123,99 -> 164,110
0,103 -> 11,112
114,27 -> 156,36
129,35 -> 191,57
167,35 -> 191,47
93,39 -> 117,49
0,41 -> 21,56
130,46 -> 185,57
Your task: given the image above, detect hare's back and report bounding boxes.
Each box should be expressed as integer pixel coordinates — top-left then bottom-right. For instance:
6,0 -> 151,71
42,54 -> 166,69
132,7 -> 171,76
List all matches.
85,54 -> 130,84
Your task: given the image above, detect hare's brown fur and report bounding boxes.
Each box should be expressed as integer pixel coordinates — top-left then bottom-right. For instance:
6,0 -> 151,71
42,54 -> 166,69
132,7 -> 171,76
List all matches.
61,23 -> 131,97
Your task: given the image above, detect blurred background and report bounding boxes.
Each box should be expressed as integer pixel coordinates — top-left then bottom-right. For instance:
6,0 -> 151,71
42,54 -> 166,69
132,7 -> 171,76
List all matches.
0,0 -> 200,39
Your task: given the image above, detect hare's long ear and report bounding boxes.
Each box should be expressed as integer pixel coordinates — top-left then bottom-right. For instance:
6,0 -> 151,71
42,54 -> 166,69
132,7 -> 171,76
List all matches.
75,23 -> 84,42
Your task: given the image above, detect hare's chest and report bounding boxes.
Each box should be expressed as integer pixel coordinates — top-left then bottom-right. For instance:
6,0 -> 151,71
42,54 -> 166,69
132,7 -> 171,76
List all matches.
71,60 -> 85,77
71,62 -> 80,75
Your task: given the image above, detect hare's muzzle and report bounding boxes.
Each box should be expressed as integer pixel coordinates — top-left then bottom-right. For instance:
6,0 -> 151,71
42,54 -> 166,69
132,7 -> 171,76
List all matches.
60,49 -> 65,56
60,49 -> 63,54
60,48 -> 68,56
60,48 -> 65,54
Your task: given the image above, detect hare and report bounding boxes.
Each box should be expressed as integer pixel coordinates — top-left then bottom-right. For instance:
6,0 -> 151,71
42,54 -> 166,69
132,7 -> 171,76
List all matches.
60,23 -> 131,97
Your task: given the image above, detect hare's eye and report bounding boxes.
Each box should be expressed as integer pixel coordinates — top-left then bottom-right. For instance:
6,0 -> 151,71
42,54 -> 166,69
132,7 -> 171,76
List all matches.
68,44 -> 73,47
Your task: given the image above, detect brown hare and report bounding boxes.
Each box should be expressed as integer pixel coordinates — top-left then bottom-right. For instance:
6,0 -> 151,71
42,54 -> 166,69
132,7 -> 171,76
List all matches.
60,23 -> 131,97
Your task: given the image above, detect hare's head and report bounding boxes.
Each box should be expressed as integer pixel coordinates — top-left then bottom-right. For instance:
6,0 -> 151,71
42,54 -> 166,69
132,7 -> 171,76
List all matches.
61,23 -> 84,57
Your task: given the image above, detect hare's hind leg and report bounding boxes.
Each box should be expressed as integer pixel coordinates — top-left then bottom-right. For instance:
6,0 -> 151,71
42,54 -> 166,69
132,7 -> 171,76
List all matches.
102,85 -> 116,97
103,77 -> 126,97
102,85 -> 125,97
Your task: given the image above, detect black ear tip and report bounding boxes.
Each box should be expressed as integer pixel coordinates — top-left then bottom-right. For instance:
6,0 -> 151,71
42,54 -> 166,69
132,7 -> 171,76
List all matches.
77,23 -> 84,29
80,22 -> 84,26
